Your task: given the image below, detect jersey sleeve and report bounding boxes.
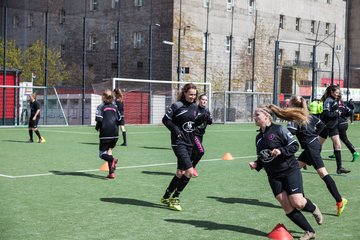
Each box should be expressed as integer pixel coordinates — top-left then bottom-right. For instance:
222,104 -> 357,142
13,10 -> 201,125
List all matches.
95,104 -> 103,130
162,103 -> 181,135
323,99 -> 339,118
277,126 -> 299,157
287,121 -> 298,135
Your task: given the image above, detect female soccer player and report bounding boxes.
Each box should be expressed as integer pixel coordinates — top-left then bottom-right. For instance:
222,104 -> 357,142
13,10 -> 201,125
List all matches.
160,83 -> 199,211
95,89 -> 121,179
319,85 -> 350,174
249,105 -> 322,240
114,88 -> 127,146
273,96 -> 347,216
191,93 -> 212,177
27,93 -> 45,143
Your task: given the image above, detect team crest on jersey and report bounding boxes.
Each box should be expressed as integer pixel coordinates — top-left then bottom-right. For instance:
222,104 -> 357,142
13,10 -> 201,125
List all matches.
258,149 -> 274,163
268,133 -> 275,141
182,121 -> 195,132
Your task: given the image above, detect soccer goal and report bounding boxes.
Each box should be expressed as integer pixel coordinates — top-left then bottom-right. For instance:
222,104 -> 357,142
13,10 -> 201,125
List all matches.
112,78 -> 212,124
0,84 -> 68,127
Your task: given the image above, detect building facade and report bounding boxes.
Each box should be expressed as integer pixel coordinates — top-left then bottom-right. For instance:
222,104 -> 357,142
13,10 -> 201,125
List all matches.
1,0 -> 347,96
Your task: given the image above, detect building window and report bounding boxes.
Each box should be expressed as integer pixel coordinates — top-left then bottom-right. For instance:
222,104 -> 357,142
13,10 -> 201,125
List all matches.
279,15 -> 284,29
295,51 -> 300,64
327,0 -> 332,4
325,23 -> 330,35
90,0 -> 98,11
110,35 -> 119,50
203,0 -> 210,8
60,44 -> 65,57
112,0 -> 119,9
310,52 -> 313,63
247,38 -> 254,55
311,20 -> 315,34
279,49 -> 283,63
248,0 -> 254,15
226,0 -> 233,12
27,13 -> 34,28
225,36 -> 231,52
135,0 -> 143,7
335,44 -> 342,53
59,9 -> 65,24
134,32 -> 143,49
12,15 -> 19,29
324,54 -> 329,66
137,61 -> 143,68
246,80 -> 253,92
203,33 -> 210,51
88,35 -> 97,51
295,18 -> 300,31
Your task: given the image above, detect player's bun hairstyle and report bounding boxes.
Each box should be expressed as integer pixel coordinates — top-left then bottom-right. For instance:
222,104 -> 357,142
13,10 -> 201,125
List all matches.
321,84 -> 339,102
198,93 -> 207,100
178,83 -> 198,103
113,88 -> 123,101
102,89 -> 114,104
30,93 -> 37,100
267,103 -> 309,125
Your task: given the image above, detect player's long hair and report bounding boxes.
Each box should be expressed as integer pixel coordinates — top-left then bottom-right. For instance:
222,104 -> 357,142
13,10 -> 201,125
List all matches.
113,88 -> 123,102
267,101 -> 309,125
102,89 -> 114,104
178,83 -> 198,102
320,85 -> 339,102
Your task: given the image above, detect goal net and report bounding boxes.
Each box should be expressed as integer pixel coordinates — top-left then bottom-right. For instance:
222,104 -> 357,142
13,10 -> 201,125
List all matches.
112,78 -> 212,124
0,84 -> 68,127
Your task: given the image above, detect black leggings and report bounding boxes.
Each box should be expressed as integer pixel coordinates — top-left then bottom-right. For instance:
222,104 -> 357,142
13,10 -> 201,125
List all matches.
338,123 -> 356,154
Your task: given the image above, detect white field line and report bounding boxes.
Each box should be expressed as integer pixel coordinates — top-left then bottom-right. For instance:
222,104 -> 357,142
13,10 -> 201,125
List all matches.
0,155 -> 254,179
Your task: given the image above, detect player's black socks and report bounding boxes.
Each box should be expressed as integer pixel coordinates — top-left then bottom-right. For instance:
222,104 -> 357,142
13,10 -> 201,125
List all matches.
163,175 -> 180,199
172,175 -> 190,198
334,150 -> 342,170
322,174 -> 342,202
29,130 -> 33,141
122,131 -> 127,144
286,209 -> 314,233
34,130 -> 41,139
302,198 -> 316,213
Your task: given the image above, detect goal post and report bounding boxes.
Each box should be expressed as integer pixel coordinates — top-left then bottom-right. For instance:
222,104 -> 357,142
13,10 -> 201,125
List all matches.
112,78 -> 212,124
0,84 -> 68,127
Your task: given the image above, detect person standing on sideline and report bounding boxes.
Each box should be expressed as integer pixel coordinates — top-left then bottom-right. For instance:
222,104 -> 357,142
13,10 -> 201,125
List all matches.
27,93 -> 46,143
309,98 -> 322,119
191,94 -> 213,177
95,89 -> 121,179
328,95 -> 359,162
272,96 -> 348,217
114,88 -> 127,146
347,98 -> 355,124
249,105 -> 322,240
161,83 -> 199,211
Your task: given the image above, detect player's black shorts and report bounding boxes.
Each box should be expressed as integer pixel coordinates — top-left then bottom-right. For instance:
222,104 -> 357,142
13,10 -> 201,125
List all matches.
172,144 -> 193,170
99,138 -> 118,152
119,118 -> 125,126
268,168 -> 303,197
28,116 -> 40,128
297,140 -> 324,170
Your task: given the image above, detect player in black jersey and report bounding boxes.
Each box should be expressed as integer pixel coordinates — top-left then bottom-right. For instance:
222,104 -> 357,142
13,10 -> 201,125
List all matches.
27,93 -> 46,143
328,94 -> 359,162
160,83 -> 199,211
114,88 -> 127,146
319,85 -> 350,174
273,96 -> 347,217
191,94 -> 212,177
249,105 -> 322,240
95,90 -> 121,179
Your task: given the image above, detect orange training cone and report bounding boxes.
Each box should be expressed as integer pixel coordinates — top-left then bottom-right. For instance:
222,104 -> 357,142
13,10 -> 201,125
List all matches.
222,152 -> 234,161
267,223 -> 293,240
99,162 -> 109,171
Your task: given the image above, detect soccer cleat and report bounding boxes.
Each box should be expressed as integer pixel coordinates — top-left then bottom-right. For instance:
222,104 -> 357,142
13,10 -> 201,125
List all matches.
352,151 -> 359,162
328,154 -> 336,159
337,167 -> 351,174
312,204 -> 323,225
169,197 -> 182,211
27,139 -> 34,143
121,142 -> 127,146
106,173 -> 115,179
336,198 -> 348,216
160,197 -> 170,206
38,137 -> 46,143
193,168 -> 198,177
299,231 -> 316,240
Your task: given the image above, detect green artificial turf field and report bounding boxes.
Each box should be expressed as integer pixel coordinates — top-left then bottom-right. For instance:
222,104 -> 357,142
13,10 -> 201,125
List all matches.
1,123 -> 359,240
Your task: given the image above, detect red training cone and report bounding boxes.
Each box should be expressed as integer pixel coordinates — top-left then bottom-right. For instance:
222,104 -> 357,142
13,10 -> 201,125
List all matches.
99,162 -> 109,171
267,223 -> 293,240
